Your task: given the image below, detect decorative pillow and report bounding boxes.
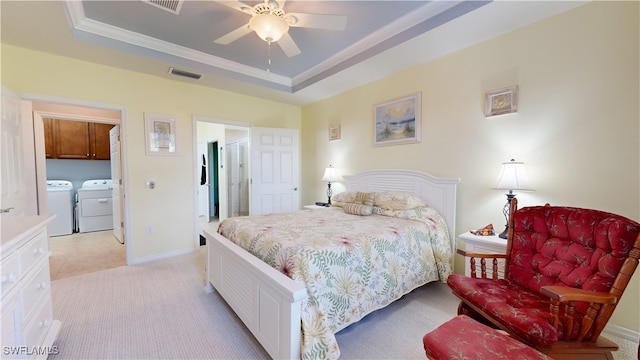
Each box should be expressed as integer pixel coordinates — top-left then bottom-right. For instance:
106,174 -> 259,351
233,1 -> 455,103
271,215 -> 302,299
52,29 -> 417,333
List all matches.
332,191 -> 357,207
354,191 -> 375,206
342,203 -> 374,216
373,191 -> 426,210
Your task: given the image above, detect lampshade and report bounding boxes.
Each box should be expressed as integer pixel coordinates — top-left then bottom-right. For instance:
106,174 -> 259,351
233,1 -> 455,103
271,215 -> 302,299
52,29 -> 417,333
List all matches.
494,159 -> 533,191
321,165 -> 337,182
249,14 -> 289,42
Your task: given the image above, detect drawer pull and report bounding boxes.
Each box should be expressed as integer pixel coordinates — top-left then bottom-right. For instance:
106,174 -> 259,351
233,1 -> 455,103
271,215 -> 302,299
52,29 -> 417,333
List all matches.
38,281 -> 48,290
33,247 -> 45,256
39,319 -> 51,328
1,273 -> 17,284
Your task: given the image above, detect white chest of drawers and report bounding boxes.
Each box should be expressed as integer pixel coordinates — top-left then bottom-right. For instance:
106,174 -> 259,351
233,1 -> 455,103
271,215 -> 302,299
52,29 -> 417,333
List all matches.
1,216 -> 61,359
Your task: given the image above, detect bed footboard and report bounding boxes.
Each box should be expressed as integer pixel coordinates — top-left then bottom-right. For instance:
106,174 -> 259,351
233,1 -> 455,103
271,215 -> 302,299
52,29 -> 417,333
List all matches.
204,228 -> 308,360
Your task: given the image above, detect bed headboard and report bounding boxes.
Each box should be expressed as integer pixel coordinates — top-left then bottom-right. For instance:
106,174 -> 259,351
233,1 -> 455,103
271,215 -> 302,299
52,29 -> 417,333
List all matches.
344,169 -> 460,250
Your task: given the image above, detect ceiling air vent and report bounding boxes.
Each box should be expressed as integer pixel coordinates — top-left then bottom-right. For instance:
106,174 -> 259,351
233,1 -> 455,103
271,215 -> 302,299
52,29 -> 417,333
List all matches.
141,0 -> 183,15
168,67 -> 202,80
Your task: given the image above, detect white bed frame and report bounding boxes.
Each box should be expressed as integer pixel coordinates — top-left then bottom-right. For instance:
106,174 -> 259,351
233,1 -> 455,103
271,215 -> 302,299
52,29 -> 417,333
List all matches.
204,169 -> 459,359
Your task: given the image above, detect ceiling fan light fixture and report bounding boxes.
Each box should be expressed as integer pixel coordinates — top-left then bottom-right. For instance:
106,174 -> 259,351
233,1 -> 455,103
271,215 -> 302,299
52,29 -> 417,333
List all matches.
284,14 -> 298,26
267,1 -> 279,11
249,13 -> 289,42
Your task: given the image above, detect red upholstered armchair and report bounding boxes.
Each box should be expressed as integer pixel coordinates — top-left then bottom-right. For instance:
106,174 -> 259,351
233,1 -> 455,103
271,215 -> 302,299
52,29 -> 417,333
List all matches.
448,198 -> 640,359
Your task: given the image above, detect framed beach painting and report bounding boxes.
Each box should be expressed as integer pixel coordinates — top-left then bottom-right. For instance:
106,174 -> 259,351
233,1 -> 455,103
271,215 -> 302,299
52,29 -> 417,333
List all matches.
144,112 -> 177,155
374,92 -> 421,146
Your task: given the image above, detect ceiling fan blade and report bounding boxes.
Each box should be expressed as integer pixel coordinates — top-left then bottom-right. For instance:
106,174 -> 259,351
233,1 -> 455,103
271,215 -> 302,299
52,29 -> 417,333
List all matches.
214,24 -> 252,45
277,33 -> 301,57
287,13 -> 347,31
211,0 -> 254,14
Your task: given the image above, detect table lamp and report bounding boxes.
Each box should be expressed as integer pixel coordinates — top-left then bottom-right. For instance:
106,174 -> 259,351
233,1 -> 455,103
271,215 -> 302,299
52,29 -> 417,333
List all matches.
321,165 -> 338,206
494,159 -> 533,239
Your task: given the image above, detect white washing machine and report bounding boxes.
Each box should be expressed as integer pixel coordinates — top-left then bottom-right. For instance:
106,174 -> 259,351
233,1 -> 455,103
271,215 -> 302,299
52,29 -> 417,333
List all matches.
46,180 -> 74,237
77,179 -> 113,233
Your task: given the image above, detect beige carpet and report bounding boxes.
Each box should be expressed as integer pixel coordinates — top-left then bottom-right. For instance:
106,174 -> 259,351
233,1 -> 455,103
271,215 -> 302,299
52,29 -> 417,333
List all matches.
49,230 -> 125,280
49,248 -> 639,359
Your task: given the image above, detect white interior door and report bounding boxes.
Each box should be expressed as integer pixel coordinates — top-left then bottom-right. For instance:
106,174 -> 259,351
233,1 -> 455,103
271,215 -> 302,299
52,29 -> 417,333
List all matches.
250,127 -> 300,215
1,86 -> 37,216
110,125 -> 124,243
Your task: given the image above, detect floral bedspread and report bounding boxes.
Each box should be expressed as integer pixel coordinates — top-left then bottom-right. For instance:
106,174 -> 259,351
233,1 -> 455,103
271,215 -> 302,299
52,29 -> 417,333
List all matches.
218,206 -> 452,360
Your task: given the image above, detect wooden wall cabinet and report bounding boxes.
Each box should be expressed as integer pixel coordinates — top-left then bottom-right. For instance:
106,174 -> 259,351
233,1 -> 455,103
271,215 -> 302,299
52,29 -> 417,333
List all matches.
44,119 -> 113,160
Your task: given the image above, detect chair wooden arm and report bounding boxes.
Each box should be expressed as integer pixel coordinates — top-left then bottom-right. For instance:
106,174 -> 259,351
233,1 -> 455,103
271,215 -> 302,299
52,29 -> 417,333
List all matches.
540,286 -> 617,304
540,285 -> 618,342
457,249 -> 508,279
457,249 -> 508,259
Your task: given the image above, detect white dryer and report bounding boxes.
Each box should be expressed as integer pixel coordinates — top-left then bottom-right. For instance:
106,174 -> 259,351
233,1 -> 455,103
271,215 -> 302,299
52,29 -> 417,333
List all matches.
46,180 -> 74,236
77,179 -> 113,233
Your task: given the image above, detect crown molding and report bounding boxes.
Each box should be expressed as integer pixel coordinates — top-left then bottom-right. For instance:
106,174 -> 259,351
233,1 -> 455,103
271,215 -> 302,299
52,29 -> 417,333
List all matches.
63,1 -> 291,87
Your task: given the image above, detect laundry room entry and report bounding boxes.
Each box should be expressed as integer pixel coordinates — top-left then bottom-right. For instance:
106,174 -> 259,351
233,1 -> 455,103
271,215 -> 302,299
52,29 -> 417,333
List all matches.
41,117 -> 118,235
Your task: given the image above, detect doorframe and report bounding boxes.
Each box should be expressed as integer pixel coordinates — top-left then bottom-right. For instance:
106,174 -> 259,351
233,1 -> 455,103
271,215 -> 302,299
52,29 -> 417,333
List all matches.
192,115 -> 250,248
23,92 -> 131,265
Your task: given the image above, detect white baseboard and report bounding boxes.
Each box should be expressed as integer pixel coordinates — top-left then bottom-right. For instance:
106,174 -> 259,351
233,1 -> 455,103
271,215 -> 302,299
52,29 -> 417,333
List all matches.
130,247 -> 194,265
603,323 -> 640,343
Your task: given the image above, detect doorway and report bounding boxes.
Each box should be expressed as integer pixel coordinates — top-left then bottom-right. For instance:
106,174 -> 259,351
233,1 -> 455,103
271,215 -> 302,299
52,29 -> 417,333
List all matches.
31,101 -> 128,277
194,117 -> 250,247
207,141 -> 219,221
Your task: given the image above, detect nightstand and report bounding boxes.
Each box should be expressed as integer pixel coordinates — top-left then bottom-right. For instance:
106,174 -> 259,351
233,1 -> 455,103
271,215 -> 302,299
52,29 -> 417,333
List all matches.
303,205 -> 331,210
458,231 -> 507,278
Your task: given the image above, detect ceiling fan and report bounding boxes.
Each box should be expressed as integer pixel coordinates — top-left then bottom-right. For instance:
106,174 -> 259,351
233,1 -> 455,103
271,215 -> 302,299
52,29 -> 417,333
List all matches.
213,0 -> 347,57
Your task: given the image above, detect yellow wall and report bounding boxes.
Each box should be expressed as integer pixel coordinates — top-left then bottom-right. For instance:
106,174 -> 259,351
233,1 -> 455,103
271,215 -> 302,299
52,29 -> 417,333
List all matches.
1,44 -> 301,261
301,2 -> 640,331
2,1 -> 638,333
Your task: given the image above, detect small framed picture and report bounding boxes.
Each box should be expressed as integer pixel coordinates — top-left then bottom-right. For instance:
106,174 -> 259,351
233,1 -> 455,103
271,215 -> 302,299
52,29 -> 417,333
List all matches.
374,92 -> 421,146
329,124 -> 341,141
485,86 -> 518,117
144,112 -> 177,155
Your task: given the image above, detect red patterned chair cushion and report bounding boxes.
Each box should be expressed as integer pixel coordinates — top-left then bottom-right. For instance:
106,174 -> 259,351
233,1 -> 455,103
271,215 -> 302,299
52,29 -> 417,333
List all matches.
423,315 -> 552,359
447,275 -> 576,346
448,205 -> 640,347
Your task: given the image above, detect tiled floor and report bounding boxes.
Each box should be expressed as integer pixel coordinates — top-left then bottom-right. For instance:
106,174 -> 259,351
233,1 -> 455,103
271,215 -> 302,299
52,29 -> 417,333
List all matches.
48,230 -> 125,280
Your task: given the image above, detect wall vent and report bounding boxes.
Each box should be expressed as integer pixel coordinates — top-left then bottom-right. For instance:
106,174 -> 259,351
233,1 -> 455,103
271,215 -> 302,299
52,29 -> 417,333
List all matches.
141,0 -> 183,15
168,67 -> 202,80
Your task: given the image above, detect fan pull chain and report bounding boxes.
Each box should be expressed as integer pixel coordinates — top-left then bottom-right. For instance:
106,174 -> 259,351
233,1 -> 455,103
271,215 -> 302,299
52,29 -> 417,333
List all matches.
266,40 -> 272,73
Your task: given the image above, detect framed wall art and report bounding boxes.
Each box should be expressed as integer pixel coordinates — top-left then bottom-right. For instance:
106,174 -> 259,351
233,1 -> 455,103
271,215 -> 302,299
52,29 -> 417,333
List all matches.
485,86 -> 518,117
329,124 -> 341,141
374,92 -> 421,146
144,112 -> 177,155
